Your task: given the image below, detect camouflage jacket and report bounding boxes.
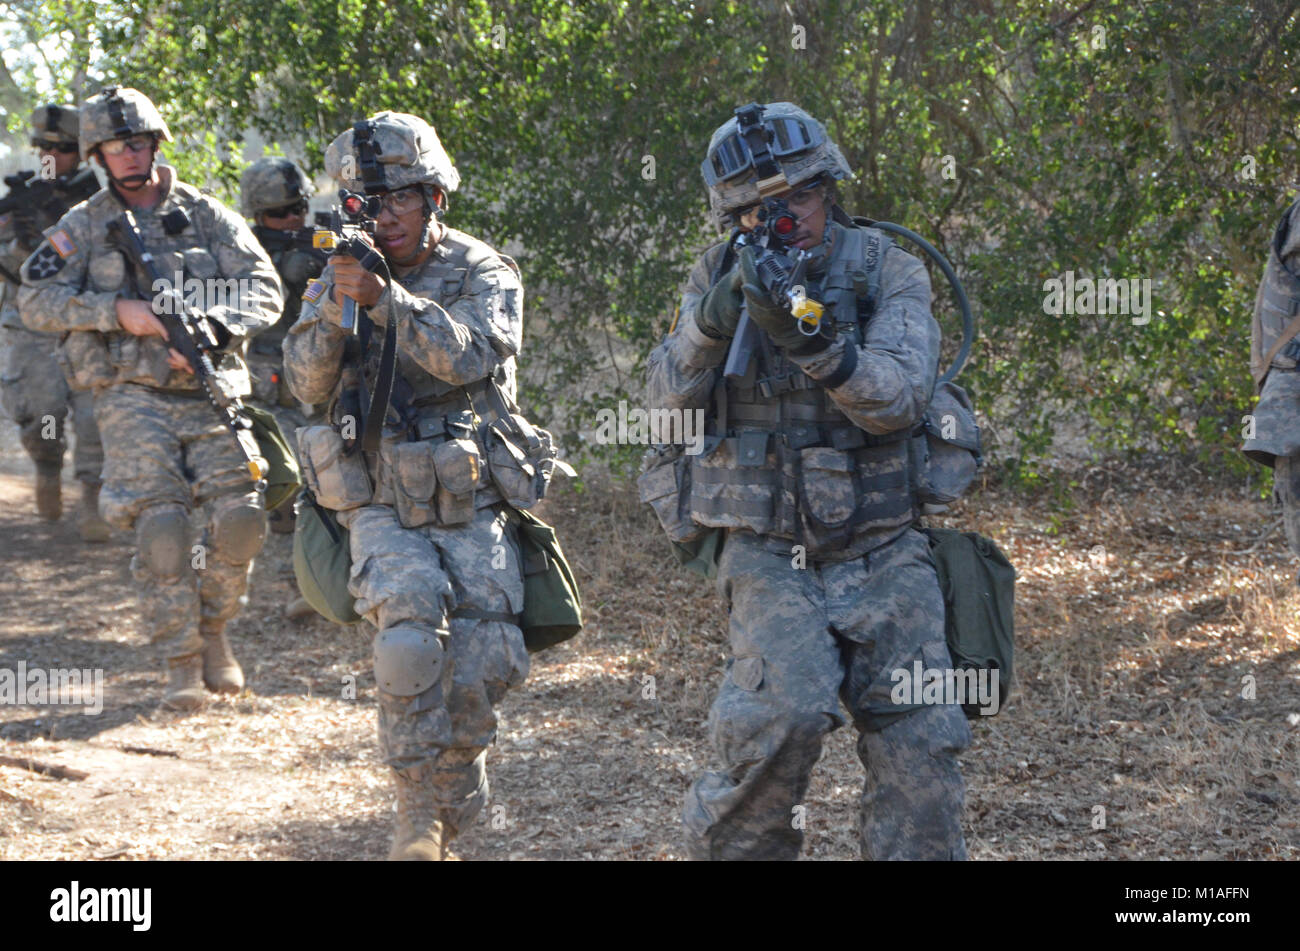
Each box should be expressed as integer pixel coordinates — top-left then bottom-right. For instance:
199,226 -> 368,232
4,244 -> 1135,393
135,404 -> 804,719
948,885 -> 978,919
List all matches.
0,169 -> 96,329
283,222 -> 523,413
17,165 -> 282,396
644,219 -> 945,558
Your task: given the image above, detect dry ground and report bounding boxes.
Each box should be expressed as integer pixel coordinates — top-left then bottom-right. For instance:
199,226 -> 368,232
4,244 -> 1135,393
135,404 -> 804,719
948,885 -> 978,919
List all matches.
1,417 -> 1297,861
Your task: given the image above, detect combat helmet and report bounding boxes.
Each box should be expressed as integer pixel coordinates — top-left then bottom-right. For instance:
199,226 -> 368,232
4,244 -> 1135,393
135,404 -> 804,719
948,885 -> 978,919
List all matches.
29,104 -> 79,149
701,102 -> 851,227
240,157 -> 315,217
78,86 -> 173,160
324,111 -> 460,210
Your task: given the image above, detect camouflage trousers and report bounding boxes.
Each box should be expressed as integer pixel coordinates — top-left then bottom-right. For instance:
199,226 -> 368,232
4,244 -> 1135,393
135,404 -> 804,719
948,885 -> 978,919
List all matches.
0,324 -> 103,480
684,527 -> 972,861
95,384 -> 265,658
338,502 -> 530,839
1274,453 -> 1300,560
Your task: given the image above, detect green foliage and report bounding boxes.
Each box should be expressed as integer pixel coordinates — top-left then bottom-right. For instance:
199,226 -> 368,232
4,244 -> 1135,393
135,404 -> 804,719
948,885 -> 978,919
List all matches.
2,0 -> 1294,481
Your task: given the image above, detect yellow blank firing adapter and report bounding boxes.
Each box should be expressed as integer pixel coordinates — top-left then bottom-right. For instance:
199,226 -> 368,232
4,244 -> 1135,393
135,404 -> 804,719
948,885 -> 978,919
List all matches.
789,286 -> 824,333
312,231 -> 339,250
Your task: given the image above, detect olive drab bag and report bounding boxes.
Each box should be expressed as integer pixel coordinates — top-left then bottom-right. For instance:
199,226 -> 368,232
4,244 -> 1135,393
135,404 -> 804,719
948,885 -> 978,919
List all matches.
243,403 -> 303,512
924,527 -> 1015,717
511,508 -> 584,652
292,489 -> 362,625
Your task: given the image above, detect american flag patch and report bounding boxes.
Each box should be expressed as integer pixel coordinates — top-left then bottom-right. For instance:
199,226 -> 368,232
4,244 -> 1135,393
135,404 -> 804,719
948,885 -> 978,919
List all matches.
302,279 -> 326,303
48,230 -> 76,258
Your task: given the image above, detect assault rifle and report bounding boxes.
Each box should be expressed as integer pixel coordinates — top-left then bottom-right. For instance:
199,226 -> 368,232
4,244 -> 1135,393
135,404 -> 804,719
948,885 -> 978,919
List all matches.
106,209 -> 268,485
723,196 -> 824,381
251,213 -> 332,257
311,190 -> 385,333
0,166 -> 99,220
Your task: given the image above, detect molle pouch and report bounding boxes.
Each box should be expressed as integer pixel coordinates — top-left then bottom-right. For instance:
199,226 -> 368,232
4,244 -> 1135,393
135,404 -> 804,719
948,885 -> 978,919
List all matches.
637,444 -> 706,544
296,424 -> 374,512
432,437 -> 480,526
913,381 -> 982,509
687,435 -> 779,536
58,331 -> 113,390
391,440 -> 439,528
796,446 -> 857,549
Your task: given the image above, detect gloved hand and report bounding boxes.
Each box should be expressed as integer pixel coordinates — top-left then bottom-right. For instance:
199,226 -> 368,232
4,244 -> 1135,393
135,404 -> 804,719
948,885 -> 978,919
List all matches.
738,245 -> 834,355
694,264 -> 744,339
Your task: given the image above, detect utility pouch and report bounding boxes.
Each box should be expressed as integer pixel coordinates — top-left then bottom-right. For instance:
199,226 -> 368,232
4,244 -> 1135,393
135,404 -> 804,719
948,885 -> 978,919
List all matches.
296,424 -> 373,511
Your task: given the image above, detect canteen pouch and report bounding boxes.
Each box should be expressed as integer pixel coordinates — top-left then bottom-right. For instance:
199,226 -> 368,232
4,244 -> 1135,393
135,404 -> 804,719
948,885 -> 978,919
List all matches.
913,381 -> 982,507
296,424 -> 373,512
391,440 -> 440,528
432,436 -> 480,526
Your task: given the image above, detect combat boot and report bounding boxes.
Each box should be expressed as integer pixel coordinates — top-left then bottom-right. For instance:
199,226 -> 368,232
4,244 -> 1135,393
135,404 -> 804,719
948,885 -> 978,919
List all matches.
77,481 -> 111,543
163,654 -> 206,712
389,765 -> 445,861
34,465 -> 61,521
200,621 -> 244,694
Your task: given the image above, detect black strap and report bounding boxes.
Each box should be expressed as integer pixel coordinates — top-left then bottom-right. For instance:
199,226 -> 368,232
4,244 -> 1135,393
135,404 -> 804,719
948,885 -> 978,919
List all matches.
451,606 -> 521,625
361,310 -> 397,454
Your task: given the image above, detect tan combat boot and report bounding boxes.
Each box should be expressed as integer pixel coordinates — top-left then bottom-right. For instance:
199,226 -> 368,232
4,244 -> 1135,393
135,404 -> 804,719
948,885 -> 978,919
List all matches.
77,481 -> 111,543
35,466 -> 61,521
389,765 -> 445,861
162,654 -> 206,712
200,621 -> 244,694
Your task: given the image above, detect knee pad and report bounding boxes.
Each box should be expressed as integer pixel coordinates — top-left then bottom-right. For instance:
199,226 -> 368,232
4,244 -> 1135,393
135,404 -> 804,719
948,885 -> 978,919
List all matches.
136,504 -> 191,580
374,625 -> 448,697
208,496 -> 267,564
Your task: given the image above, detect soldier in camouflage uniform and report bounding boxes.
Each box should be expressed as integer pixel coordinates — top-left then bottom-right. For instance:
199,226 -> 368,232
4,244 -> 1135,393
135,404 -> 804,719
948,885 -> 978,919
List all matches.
1243,198 -> 1300,570
239,157 -> 328,536
645,102 -> 971,860
284,112 -> 560,860
0,104 -> 109,540
18,87 -> 282,711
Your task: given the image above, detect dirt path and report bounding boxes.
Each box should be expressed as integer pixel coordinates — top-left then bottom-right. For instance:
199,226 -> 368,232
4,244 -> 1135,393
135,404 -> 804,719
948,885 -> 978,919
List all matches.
1,417 -> 1297,860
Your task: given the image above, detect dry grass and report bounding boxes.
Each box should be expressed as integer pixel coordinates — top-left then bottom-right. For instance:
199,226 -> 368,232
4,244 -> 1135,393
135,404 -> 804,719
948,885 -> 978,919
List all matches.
1,418 -> 1297,860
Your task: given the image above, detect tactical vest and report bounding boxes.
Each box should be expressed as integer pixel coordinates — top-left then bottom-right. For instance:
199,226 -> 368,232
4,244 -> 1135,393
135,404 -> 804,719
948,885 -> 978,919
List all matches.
691,224 -> 918,555
1250,200 -> 1300,392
